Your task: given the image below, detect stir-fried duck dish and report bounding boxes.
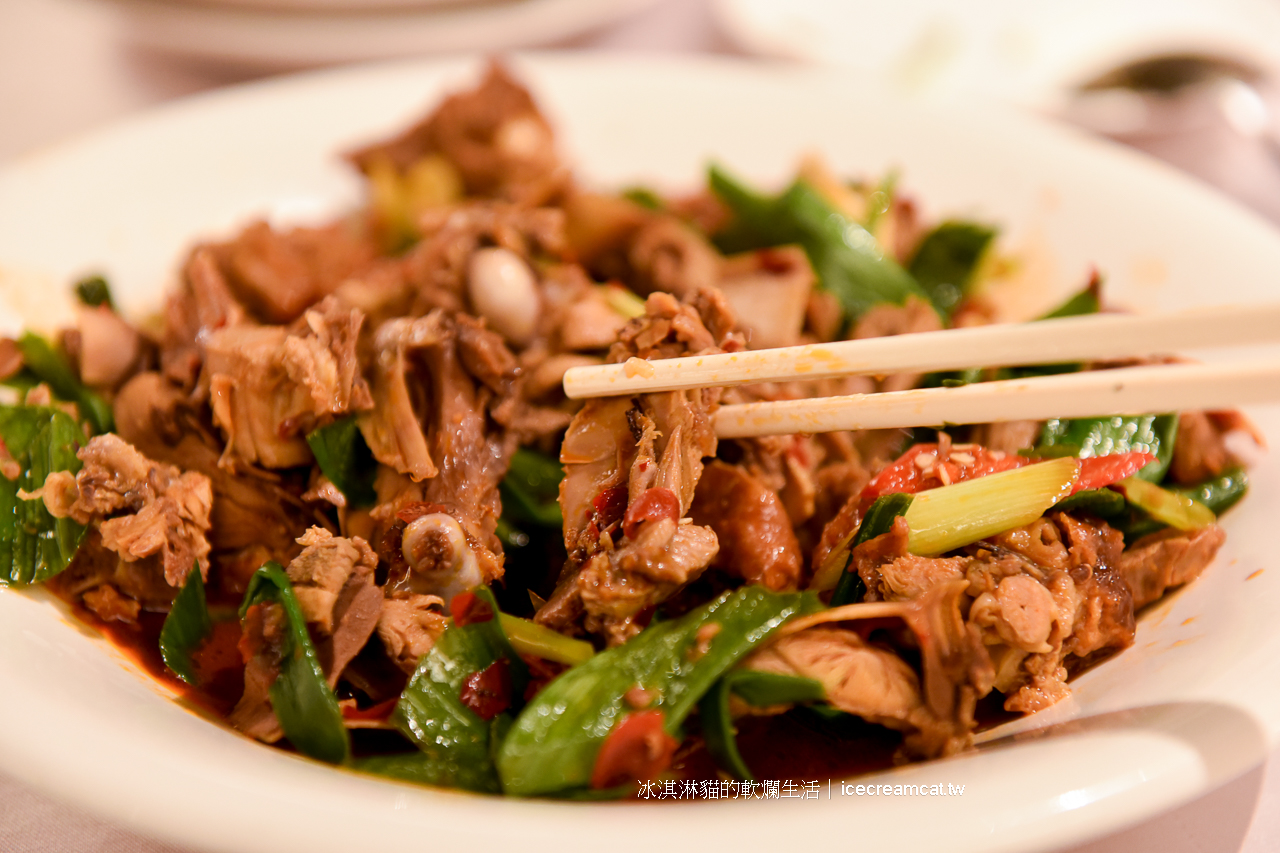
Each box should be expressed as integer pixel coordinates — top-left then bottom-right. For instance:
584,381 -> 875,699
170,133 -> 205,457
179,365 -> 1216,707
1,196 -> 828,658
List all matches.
0,63 -> 1260,797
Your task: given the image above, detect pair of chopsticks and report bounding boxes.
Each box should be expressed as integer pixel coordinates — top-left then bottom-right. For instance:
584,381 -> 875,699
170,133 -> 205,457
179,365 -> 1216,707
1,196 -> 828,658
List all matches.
562,303 -> 1280,439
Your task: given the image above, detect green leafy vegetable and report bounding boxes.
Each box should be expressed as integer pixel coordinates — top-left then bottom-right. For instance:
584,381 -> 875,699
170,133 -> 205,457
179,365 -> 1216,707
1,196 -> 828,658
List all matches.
15,333 -> 112,434
382,587 -> 528,793
74,275 -> 114,309
831,492 -> 914,606
1052,487 -> 1126,517
497,586 -> 820,797
700,669 -> 827,780
622,187 -> 664,211
908,221 -> 996,318
1040,280 -> 1101,319
499,447 -> 563,529
1038,413 -> 1178,483
159,566 -> 213,685
240,563 -> 350,764
0,406 -> 87,587
708,165 -> 929,325
1175,466 -> 1248,515
305,416 -> 377,507
924,278 -> 1100,388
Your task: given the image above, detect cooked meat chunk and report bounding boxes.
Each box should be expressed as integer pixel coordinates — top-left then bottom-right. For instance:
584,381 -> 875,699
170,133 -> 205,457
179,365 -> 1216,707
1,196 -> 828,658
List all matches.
359,316 -> 440,482
231,529 -> 383,741
749,579 -> 991,758
627,217 -> 721,299
74,305 -> 144,389
82,583 -> 142,623
746,627 -> 933,733
162,247 -> 246,389
835,510 -> 1138,715
1170,411 -> 1252,485
716,246 -> 814,349
377,593 -> 449,674
538,292 -> 731,643
851,295 -> 942,393
286,528 -> 383,683
230,601 -> 288,743
38,433 -> 212,588
349,62 -> 565,205
361,310 -> 516,593
113,372 -> 321,592
205,297 -> 373,469
690,460 -> 802,590
851,517 -> 966,602
1118,525 -> 1226,608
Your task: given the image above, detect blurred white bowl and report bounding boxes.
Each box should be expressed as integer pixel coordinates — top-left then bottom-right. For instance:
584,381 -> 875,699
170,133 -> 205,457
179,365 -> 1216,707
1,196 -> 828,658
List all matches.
100,0 -> 662,68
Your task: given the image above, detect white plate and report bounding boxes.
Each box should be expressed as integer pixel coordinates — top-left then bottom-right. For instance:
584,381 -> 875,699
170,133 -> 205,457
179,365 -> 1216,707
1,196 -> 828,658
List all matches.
1,53 -> 1280,853
99,0 -> 662,69
714,0 -> 1280,111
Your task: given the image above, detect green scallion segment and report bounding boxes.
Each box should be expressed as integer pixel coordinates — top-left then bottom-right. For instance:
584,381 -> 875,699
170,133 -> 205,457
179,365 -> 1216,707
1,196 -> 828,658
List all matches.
1113,477 -> 1215,531
904,457 -> 1079,555
498,613 -> 594,665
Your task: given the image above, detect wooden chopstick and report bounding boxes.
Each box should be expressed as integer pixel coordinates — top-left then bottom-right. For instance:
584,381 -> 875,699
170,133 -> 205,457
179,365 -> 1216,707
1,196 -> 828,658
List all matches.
714,358 -> 1280,439
562,303 -> 1280,399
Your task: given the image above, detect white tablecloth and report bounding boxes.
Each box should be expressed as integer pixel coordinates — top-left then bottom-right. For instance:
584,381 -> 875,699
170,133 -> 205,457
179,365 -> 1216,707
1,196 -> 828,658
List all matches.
1,0 -> 1277,849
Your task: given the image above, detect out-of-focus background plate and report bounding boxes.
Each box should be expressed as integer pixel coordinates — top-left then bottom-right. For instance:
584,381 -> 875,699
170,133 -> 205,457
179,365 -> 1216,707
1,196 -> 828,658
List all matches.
159,0 -> 490,12
97,0 -> 663,68
713,0 -> 1280,111
0,53 -> 1278,853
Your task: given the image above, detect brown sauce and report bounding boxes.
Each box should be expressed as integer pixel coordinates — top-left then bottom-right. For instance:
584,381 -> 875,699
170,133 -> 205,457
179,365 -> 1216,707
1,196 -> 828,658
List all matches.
48,582 -> 246,721
673,710 -> 901,785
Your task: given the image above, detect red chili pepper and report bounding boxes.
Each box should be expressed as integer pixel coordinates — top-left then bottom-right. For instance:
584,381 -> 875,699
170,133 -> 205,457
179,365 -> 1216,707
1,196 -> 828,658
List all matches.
459,658 -> 511,721
341,697 -> 398,724
450,590 -> 493,626
861,443 -> 1025,501
590,709 -> 678,789
622,487 -> 680,539
1075,452 -> 1156,492
592,486 -> 628,529
861,443 -> 1156,503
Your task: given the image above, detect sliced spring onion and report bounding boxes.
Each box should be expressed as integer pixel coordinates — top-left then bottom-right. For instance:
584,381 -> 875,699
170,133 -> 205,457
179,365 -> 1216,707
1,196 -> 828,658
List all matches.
600,284 -> 646,319
904,457 -> 1078,556
1113,476 -> 1215,531
498,613 -> 594,666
